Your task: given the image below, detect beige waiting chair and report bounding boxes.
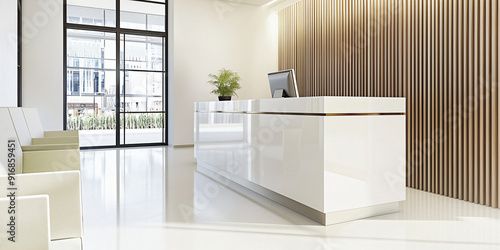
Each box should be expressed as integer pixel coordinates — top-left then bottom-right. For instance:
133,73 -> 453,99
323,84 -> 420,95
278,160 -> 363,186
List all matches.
0,195 -> 51,250
0,171 -> 83,250
0,108 -> 80,173
22,108 -> 80,145
8,108 -> 79,147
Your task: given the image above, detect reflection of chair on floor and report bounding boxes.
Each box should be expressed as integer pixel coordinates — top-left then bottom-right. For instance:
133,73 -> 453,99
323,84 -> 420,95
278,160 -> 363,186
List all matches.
0,108 -> 80,173
22,108 -> 79,144
0,171 -> 83,250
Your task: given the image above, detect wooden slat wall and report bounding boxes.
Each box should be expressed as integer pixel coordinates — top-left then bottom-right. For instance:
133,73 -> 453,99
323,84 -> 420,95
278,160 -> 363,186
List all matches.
278,0 -> 500,208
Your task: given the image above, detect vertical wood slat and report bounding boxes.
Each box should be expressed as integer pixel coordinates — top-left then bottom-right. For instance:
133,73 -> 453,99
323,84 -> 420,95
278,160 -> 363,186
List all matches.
278,0 -> 500,209
494,0 -> 499,208
462,0 -> 466,200
431,0 -> 436,194
420,0 -> 424,192
452,0 -> 458,199
479,0 -> 485,206
426,0 -> 431,193
474,0 -> 480,204
438,0 -> 444,195
458,0 -> 463,200
486,0 -> 492,207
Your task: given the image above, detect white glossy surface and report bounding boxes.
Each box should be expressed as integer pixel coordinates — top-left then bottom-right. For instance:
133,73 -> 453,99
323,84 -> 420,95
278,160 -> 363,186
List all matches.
0,171 -> 83,240
323,115 -> 406,212
81,147 -> 500,250
0,195 -> 50,250
197,113 -> 326,211
195,97 -> 406,214
195,96 -> 406,113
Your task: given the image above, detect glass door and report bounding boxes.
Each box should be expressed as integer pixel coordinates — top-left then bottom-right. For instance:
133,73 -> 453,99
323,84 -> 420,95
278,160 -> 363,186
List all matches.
67,30 -> 118,147
120,34 -> 165,145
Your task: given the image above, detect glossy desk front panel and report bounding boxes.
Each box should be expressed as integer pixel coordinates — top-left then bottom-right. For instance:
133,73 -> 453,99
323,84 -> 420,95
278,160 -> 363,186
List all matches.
194,97 -> 406,223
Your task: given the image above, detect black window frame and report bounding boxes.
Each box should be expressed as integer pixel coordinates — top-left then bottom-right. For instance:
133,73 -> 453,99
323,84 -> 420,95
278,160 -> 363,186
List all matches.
63,0 -> 168,149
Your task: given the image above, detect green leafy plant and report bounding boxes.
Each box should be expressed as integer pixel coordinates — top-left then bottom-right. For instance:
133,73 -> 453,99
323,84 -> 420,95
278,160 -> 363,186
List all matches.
208,68 -> 241,97
67,113 -> 164,131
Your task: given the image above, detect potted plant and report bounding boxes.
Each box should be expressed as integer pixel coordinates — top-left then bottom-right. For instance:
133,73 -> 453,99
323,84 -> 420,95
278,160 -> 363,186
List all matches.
208,68 -> 241,101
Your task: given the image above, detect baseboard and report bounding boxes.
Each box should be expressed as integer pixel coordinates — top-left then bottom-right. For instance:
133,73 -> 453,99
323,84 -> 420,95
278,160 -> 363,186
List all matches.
171,144 -> 194,148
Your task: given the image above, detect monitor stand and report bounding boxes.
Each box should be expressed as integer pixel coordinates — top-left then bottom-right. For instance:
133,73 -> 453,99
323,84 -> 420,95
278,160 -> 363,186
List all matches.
273,89 -> 286,98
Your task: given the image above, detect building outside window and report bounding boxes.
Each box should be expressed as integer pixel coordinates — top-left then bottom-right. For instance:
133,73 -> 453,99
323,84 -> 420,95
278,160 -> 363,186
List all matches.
65,0 -> 166,147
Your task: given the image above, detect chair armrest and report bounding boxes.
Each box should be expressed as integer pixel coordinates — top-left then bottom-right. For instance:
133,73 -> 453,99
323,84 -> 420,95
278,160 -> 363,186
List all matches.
0,195 -> 51,250
23,149 -> 80,173
44,130 -> 79,137
22,143 -> 80,151
0,171 -> 83,241
50,238 -> 82,250
32,137 -> 79,145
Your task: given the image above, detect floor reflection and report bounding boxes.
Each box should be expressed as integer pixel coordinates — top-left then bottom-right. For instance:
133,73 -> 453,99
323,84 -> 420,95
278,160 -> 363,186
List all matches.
81,147 -> 500,250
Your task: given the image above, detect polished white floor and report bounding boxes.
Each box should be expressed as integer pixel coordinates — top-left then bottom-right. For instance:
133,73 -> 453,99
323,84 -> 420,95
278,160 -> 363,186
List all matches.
81,147 -> 500,250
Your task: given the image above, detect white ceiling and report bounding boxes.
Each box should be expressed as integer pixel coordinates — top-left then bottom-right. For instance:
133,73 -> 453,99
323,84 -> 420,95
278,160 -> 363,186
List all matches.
224,0 -> 279,6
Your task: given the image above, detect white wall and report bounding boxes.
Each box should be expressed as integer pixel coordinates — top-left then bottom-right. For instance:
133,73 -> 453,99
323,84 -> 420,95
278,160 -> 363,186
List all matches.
169,0 -> 279,145
22,0 -> 64,131
20,0 -> 279,142
0,0 -> 19,107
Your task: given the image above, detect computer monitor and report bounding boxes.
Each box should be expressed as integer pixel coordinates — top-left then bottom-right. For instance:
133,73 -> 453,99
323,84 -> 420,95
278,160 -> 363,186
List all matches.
268,69 -> 299,98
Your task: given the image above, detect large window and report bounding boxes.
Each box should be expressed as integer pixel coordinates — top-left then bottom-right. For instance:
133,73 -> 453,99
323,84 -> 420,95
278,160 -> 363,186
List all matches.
64,0 -> 167,147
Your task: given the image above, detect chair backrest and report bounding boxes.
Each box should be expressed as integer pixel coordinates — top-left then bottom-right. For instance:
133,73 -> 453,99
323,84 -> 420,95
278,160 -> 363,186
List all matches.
0,108 -> 23,175
23,108 -> 45,139
8,108 -> 32,147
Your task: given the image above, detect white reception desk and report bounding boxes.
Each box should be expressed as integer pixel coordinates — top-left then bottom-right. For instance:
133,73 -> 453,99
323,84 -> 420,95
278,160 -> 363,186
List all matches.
194,97 -> 406,225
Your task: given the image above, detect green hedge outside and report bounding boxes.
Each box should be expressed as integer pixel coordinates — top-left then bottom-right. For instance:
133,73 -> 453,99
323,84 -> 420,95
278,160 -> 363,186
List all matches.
67,113 -> 164,130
